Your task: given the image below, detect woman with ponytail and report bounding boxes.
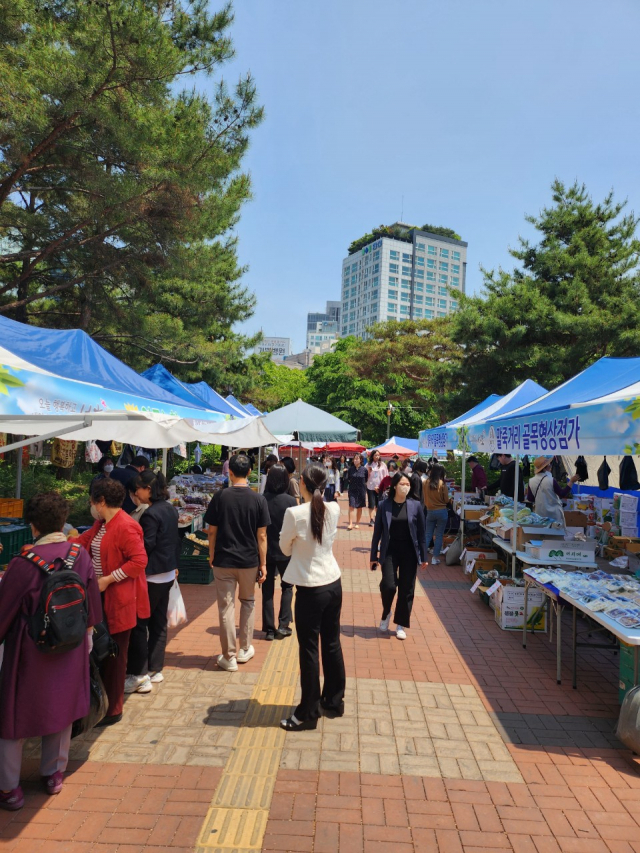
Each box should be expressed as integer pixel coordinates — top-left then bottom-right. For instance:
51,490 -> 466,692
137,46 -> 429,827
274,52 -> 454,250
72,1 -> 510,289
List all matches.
278,464 -> 345,731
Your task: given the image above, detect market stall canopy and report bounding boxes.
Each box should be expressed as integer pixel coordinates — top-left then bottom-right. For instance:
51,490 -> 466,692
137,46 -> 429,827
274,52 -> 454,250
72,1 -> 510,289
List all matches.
318,442 -> 366,454
243,403 -> 264,417
226,394 -> 252,417
0,316 -> 223,422
184,381 -> 247,418
262,399 -> 358,442
141,364 -> 242,418
419,380 -> 546,454
0,411 -> 278,453
419,394 -> 501,454
369,436 -> 419,457
466,356 -> 640,456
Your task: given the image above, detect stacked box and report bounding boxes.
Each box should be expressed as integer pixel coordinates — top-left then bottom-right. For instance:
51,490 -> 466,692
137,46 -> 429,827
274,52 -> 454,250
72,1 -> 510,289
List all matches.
494,584 -> 547,632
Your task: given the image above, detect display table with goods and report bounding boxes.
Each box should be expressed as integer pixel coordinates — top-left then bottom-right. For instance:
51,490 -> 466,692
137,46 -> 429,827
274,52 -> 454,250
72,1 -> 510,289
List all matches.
522,567 -> 640,693
169,473 -> 226,533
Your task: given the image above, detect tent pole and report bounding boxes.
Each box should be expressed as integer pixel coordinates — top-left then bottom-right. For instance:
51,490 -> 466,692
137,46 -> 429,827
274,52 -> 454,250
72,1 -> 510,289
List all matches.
162,447 -> 168,476
16,442 -> 23,500
257,446 -> 262,493
511,454 -> 520,579
460,443 -> 466,543
0,423 -> 88,455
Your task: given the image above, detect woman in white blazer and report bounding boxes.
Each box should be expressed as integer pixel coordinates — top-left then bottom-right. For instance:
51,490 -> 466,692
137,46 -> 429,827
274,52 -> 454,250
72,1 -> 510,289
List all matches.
278,463 -> 345,731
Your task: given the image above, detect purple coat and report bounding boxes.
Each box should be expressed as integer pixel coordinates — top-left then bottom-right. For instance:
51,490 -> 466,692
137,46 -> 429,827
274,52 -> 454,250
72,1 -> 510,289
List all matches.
0,543 -> 102,739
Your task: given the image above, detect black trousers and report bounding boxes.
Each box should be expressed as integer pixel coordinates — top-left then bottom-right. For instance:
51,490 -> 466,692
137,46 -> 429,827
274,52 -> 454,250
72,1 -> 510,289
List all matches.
127,578 -> 174,676
261,559 -> 293,633
294,579 -> 346,721
380,543 -> 418,628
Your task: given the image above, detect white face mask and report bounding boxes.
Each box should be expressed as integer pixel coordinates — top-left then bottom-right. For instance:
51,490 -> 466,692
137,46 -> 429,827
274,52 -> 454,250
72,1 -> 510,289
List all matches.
103,464 -> 114,474
397,483 -> 411,497
90,504 -> 103,521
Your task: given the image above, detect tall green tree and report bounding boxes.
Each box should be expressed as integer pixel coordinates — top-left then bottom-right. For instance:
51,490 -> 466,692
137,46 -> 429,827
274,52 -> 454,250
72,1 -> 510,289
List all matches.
242,354 -> 310,411
450,180 -> 640,407
0,0 -> 262,372
305,336 -> 437,443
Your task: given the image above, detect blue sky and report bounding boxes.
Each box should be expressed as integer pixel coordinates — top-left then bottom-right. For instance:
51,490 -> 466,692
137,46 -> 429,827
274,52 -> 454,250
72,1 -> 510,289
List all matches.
212,0 -> 640,352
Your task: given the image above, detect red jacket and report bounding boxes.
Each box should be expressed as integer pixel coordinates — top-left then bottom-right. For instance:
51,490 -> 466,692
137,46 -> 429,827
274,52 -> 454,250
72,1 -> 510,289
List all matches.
74,510 -> 150,634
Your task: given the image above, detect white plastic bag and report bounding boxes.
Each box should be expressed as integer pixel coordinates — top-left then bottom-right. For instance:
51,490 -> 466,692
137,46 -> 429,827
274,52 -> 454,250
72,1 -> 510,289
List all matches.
167,580 -> 187,628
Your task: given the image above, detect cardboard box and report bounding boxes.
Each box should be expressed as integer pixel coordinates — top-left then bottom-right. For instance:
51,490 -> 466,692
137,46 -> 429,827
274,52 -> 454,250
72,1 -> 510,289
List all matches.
493,584 -> 547,632
516,526 -> 565,550
463,548 -> 498,573
524,539 -> 597,564
464,508 -> 489,521
563,511 -> 588,528
614,493 -> 639,513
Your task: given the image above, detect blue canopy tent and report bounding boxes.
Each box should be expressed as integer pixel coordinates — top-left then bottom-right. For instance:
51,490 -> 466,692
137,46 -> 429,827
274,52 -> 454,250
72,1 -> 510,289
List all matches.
243,402 -> 264,417
141,364 -> 242,419
185,381 -> 248,418
419,394 -> 502,456
226,394 -> 252,417
0,316 -> 220,422
465,357 -> 640,456
0,316 -> 234,492
419,380 -> 547,544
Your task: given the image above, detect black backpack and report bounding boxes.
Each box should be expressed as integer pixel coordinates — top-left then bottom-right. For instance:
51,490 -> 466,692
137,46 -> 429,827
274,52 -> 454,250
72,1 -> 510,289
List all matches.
24,543 -> 89,654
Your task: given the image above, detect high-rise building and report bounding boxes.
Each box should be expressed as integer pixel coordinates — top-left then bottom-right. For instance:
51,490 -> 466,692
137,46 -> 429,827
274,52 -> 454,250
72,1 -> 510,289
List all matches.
306,301 -> 341,353
340,225 -> 467,339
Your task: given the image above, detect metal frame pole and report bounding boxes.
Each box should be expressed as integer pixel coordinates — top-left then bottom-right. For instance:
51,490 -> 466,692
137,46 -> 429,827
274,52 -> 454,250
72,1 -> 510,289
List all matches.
511,454 -> 520,579
16,442 -> 23,499
162,447 -> 168,476
460,444 -> 466,542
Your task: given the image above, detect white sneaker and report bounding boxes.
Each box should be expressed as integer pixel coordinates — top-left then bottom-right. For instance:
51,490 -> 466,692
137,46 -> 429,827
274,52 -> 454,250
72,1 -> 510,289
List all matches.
124,674 -> 152,694
217,654 -> 238,672
396,626 -> 407,640
379,615 -> 391,632
149,671 -> 164,683
237,645 -> 255,664
431,557 -> 440,565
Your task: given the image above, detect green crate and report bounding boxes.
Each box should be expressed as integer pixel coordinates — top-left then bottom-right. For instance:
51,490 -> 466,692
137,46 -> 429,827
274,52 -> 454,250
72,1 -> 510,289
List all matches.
179,560 -> 214,585
0,523 -> 32,567
620,642 -> 639,704
180,534 -> 208,557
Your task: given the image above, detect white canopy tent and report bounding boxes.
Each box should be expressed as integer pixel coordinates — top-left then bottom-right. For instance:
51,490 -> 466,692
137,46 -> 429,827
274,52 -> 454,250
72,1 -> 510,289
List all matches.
0,412 -> 279,455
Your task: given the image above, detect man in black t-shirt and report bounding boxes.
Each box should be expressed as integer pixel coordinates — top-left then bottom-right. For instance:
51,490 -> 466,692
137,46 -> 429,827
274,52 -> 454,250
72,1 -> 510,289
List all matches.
204,453 -> 270,672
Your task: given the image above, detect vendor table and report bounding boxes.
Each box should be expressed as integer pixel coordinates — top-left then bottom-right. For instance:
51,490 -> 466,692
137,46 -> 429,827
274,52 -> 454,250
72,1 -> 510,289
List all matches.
480,526 -> 598,570
522,570 -> 640,690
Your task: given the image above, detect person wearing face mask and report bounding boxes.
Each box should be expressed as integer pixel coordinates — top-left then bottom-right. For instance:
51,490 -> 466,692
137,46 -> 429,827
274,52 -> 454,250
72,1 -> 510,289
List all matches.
73,479 -> 149,726
92,456 -> 114,485
127,482 -> 149,524
370,473 -> 427,641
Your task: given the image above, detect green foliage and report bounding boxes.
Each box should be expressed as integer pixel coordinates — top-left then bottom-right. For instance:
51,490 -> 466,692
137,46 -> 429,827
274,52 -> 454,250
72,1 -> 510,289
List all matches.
305,336 -> 436,444
243,354 -> 310,411
170,444 -> 222,474
0,0 -> 263,375
0,462 -> 93,526
419,224 -> 462,241
449,180 -> 640,410
349,319 -> 464,425
348,223 -> 462,255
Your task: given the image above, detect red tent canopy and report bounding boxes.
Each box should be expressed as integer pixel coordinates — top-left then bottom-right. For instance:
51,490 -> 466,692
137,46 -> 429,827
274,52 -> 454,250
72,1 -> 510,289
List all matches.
319,442 -> 366,454
375,441 -> 417,459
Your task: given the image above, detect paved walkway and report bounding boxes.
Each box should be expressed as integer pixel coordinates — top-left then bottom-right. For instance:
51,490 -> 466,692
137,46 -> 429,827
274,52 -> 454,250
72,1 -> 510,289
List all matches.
3,498 -> 640,852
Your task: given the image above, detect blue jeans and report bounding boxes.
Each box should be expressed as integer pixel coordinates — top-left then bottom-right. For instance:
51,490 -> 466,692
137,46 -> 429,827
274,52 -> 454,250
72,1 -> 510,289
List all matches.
425,508 -> 448,557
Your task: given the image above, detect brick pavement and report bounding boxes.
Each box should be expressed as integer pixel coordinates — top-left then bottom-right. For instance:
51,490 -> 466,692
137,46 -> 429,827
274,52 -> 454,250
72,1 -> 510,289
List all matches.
2,495 -> 640,852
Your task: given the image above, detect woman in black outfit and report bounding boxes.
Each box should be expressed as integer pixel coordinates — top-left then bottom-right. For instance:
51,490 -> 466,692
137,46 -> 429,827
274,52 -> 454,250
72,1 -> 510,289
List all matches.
370,472 -> 427,642
126,470 -> 181,690
262,464 -> 297,641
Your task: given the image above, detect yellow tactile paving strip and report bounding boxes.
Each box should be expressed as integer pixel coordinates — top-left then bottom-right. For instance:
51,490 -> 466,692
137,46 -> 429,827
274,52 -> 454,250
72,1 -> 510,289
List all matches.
195,632 -> 299,852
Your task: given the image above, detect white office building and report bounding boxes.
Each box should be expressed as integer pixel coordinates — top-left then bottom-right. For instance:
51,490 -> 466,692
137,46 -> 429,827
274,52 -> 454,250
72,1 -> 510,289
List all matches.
306,301 -> 341,353
340,226 -> 467,339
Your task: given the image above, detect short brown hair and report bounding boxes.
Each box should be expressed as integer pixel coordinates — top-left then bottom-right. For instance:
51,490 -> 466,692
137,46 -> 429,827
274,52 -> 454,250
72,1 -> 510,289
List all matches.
91,477 -> 125,507
25,492 -> 69,536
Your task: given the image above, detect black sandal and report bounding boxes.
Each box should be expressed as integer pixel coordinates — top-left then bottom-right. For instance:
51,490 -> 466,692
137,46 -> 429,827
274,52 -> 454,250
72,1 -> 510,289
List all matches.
280,716 -> 318,732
